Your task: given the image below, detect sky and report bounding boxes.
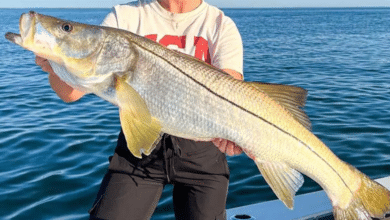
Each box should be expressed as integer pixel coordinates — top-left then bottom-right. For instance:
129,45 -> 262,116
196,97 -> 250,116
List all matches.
2,0 -> 390,8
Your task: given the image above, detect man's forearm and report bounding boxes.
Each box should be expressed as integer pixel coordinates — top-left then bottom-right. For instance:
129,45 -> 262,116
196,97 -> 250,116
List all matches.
48,71 -> 85,103
223,69 -> 243,80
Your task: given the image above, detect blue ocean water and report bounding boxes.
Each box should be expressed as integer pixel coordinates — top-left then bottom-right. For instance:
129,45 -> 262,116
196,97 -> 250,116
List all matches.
1,7 -> 390,219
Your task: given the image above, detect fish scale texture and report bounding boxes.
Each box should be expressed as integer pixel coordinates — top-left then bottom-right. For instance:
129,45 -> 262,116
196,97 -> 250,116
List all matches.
125,38 -> 361,208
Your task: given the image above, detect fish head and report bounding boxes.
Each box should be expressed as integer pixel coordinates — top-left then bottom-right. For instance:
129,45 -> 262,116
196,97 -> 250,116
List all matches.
5,11 -> 106,79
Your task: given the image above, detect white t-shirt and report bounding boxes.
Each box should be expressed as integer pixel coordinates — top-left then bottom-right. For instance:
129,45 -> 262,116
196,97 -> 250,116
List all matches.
101,0 -> 243,75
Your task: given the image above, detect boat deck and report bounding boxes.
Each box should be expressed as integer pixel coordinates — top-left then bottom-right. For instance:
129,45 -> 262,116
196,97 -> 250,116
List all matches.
227,176 -> 390,220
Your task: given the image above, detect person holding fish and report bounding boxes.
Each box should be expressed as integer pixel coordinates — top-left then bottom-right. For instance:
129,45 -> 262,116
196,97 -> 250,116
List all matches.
36,0 -> 244,219
6,0 -> 390,218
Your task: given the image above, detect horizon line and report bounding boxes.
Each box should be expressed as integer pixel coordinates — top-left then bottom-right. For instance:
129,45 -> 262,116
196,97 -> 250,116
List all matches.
1,6 -> 390,9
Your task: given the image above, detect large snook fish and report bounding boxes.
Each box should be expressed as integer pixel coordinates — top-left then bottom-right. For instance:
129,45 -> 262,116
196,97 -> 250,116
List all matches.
5,11 -> 390,219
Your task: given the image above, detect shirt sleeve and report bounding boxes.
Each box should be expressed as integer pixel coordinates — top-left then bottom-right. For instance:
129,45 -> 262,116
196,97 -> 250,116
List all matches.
211,17 -> 244,76
100,8 -> 119,28
100,3 -> 141,33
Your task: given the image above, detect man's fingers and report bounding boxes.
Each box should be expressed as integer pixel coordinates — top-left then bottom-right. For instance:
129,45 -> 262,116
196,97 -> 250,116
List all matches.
219,139 -> 228,152
226,142 -> 243,156
35,56 -> 42,65
211,138 -> 222,146
35,56 -> 54,73
35,56 -> 47,65
233,145 -> 243,155
225,141 -> 235,156
212,138 -> 244,156
245,151 -> 256,160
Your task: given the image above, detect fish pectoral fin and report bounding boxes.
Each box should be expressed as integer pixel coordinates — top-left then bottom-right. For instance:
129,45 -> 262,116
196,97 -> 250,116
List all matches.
116,76 -> 162,158
255,160 -> 304,209
119,110 -> 162,158
249,82 -> 311,130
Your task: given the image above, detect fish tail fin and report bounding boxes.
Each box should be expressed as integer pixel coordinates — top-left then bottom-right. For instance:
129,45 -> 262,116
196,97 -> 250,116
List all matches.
333,166 -> 390,220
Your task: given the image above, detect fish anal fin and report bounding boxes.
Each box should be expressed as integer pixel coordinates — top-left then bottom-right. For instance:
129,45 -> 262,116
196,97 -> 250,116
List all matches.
249,82 -> 311,130
255,160 -> 304,209
116,76 -> 162,158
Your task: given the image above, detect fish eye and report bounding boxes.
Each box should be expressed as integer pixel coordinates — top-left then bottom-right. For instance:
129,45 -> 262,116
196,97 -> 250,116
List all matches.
62,23 -> 73,33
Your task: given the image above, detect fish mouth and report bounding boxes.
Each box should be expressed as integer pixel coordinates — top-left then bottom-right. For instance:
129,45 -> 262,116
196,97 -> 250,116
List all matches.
20,11 -> 36,41
9,11 -> 59,61
4,11 -> 36,47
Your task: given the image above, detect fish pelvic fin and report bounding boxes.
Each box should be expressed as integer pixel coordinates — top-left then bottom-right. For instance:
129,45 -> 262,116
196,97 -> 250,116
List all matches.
333,165 -> 390,220
249,82 -> 311,131
116,76 -> 162,158
255,160 -> 304,209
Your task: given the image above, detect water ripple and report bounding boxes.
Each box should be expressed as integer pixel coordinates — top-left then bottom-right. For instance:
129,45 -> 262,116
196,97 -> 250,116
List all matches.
2,8 -> 390,220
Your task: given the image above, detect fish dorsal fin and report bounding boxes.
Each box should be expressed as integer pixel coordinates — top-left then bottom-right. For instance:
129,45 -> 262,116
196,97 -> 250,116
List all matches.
249,82 -> 311,130
255,160 -> 304,209
115,76 -> 162,158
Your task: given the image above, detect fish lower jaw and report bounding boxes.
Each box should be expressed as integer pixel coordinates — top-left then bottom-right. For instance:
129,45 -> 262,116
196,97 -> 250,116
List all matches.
4,32 -> 22,46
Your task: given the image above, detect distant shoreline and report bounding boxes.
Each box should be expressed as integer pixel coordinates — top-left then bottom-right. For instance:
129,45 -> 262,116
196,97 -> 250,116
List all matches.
1,6 -> 390,10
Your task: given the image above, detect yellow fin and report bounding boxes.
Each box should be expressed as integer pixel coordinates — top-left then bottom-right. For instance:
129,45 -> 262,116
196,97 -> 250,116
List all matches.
116,76 -> 162,158
249,82 -> 311,130
255,160 -> 304,209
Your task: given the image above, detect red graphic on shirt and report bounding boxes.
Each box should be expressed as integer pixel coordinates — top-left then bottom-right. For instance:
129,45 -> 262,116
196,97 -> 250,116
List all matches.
159,35 -> 186,49
144,34 -> 211,64
145,34 -> 157,42
194,36 -> 211,64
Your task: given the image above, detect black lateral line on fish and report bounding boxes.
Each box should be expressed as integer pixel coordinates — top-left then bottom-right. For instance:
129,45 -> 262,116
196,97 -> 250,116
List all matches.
132,41 -> 353,195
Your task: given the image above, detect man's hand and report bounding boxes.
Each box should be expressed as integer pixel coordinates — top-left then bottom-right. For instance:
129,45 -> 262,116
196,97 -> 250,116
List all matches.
212,138 -> 243,156
35,55 -> 85,102
35,56 -> 54,73
210,69 -> 244,156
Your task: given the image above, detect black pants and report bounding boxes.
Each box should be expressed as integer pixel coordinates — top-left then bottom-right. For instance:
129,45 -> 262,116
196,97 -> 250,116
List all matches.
89,132 -> 230,220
